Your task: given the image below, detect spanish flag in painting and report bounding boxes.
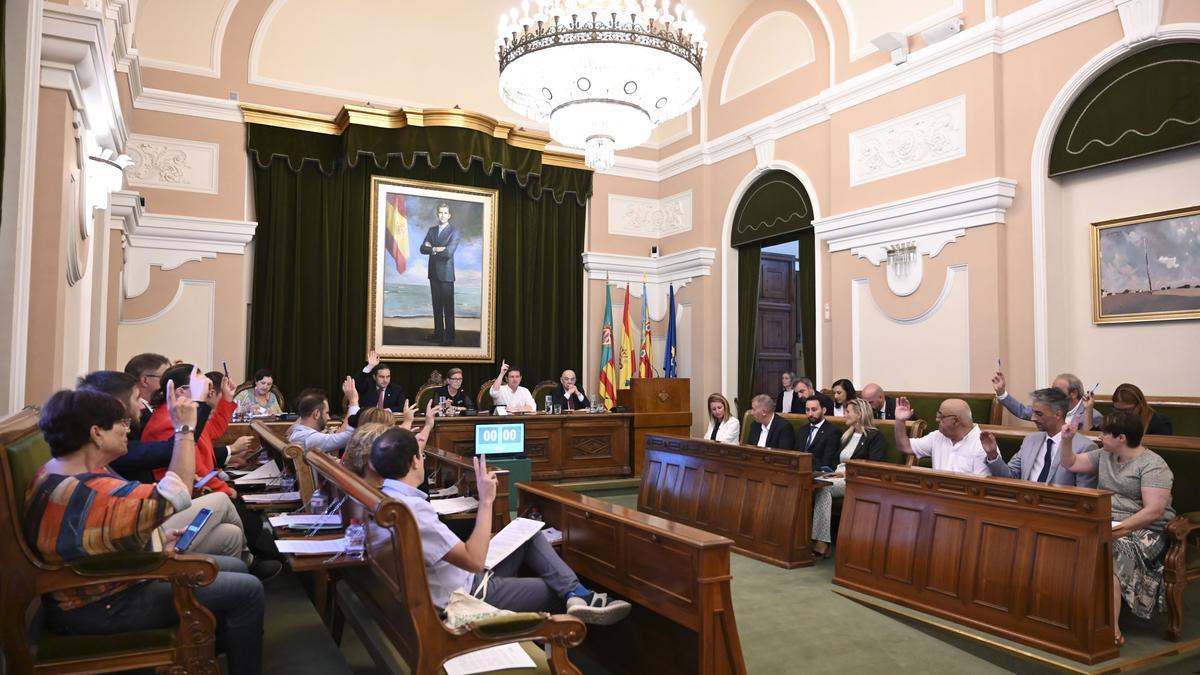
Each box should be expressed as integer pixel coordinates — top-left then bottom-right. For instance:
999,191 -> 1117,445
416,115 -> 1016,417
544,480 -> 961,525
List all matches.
384,194 -> 410,274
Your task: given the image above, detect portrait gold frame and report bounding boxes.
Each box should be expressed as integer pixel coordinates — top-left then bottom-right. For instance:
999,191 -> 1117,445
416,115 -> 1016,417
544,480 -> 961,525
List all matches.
1090,204 -> 1200,325
368,176 -> 499,361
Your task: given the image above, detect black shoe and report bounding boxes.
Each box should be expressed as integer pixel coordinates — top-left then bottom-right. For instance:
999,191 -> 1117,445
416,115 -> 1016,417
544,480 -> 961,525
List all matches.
248,558 -> 282,582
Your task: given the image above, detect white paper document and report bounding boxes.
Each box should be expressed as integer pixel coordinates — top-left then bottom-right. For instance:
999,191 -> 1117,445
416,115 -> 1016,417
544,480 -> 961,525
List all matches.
276,537 -> 347,555
242,491 -> 300,503
484,518 -> 545,570
234,461 -> 281,484
540,527 -> 563,545
430,497 -> 480,515
442,643 -> 536,675
269,514 -> 341,527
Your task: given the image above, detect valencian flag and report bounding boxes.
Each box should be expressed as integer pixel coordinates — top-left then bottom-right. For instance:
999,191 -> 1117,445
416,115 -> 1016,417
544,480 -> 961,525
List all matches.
662,284 -> 677,378
384,194 -> 410,273
618,284 -> 634,388
598,285 -> 618,409
638,281 -> 654,378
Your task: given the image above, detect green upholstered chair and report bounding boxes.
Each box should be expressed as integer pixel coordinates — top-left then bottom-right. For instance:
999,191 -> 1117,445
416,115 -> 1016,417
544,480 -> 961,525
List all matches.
1093,395 -> 1200,437
531,381 -> 557,411
477,379 -> 496,412
0,409 -> 219,674
894,391 -> 1002,426
416,384 -> 440,413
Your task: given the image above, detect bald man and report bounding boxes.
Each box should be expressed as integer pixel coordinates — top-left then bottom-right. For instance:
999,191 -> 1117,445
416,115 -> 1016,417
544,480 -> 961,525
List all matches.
550,369 -> 589,411
894,397 -> 988,476
862,383 -> 912,421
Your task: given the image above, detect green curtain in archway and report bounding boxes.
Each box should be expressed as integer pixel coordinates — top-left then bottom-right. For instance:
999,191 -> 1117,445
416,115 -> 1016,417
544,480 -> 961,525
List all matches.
245,123 -> 591,405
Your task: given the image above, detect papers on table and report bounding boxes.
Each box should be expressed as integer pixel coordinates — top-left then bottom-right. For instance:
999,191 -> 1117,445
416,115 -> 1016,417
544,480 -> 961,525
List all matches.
233,461 -> 281,484
430,497 -> 480,516
242,491 -> 300,503
269,514 -> 341,528
485,518 -> 545,570
442,643 -> 536,675
430,485 -> 460,498
276,537 -> 346,555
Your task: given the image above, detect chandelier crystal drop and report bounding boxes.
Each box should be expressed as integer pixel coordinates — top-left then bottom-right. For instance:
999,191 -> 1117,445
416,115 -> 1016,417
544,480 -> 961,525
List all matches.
496,0 -> 706,171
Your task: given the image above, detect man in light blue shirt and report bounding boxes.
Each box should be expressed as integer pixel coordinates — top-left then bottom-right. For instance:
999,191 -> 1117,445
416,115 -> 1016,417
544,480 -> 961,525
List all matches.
374,427 -> 630,624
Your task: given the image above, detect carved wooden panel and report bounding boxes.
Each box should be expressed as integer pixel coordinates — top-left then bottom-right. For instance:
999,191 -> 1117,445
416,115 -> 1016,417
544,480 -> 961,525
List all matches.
564,507 -> 619,575
834,462 -> 1118,665
641,435 -> 814,568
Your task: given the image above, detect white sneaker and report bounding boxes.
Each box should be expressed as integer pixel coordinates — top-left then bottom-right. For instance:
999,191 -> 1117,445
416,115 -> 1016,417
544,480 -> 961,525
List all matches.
565,593 -> 631,625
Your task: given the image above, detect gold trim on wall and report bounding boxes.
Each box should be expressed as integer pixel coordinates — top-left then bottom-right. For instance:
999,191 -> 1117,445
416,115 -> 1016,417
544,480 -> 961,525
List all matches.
240,103 -> 589,171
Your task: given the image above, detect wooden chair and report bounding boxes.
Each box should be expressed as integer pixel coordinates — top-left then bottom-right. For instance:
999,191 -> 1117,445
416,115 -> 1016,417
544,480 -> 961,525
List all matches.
234,381 -> 288,412
304,449 -> 586,674
531,380 -> 556,410
0,409 -> 219,674
477,379 -> 496,412
415,384 -> 440,413
251,420 -> 315,505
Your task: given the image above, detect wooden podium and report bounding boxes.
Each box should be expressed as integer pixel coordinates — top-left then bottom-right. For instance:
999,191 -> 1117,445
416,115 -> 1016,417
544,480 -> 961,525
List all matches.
617,378 -> 692,475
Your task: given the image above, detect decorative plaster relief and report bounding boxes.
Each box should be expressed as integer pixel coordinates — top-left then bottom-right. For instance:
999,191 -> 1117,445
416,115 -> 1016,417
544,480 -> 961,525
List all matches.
125,134 -> 219,193
1115,0 -> 1162,45
607,191 -> 693,239
581,247 -> 714,321
850,95 -> 966,186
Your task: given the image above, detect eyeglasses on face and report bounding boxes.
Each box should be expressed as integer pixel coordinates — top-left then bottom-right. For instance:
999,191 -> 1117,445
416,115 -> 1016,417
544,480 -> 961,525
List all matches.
935,413 -> 958,422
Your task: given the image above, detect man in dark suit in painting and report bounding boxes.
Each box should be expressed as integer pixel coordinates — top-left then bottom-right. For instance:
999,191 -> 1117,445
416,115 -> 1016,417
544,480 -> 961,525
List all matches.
419,203 -> 461,346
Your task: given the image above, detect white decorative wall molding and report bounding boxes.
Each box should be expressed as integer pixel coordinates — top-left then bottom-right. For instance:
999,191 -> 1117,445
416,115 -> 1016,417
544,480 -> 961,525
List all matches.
641,111 -> 693,150
41,4 -> 127,153
752,133 -> 776,170
849,95 -> 966,185
1115,0 -> 1162,44
602,0 -> 1115,182
581,247 -> 715,321
816,177 -> 1014,295
125,134 -> 220,193
119,211 -> 257,298
118,279 -> 217,371
607,191 -> 693,239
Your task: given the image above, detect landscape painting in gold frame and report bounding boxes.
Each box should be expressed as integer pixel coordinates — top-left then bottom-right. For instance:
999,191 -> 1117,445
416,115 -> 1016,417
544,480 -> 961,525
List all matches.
367,176 -> 498,361
1091,205 -> 1200,325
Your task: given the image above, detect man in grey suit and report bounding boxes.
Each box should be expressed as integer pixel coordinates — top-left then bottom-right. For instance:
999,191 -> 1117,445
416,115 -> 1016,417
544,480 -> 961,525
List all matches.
992,370 -> 1102,429
981,387 -> 1097,488
419,203 -> 461,346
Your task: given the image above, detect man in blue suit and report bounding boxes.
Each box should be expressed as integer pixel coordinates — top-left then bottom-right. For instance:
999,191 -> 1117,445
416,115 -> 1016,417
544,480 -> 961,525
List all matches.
981,387 -> 1097,488
419,203 -> 461,346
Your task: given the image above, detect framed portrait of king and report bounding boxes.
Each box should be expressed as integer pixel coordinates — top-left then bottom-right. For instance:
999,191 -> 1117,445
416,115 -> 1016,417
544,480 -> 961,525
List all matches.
368,176 -> 498,361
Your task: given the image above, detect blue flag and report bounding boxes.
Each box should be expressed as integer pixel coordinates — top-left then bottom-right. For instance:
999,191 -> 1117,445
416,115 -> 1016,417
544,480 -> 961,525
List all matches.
663,284 -> 678,378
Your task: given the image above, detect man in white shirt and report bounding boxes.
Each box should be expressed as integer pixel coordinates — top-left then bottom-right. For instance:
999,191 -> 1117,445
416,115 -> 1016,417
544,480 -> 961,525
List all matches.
894,397 -> 989,476
488,360 -> 536,412
288,377 -> 361,452
374,427 -> 630,623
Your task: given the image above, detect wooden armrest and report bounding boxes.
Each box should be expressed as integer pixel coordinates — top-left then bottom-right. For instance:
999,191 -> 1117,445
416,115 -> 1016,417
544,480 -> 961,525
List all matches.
451,612 -> 585,650
1166,513 -> 1200,541
36,553 -> 219,595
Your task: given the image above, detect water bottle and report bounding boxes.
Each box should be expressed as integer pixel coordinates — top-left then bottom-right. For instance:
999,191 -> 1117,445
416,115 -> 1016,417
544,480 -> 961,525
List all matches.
544,395 -> 553,413
345,518 -> 365,560
308,488 -> 327,514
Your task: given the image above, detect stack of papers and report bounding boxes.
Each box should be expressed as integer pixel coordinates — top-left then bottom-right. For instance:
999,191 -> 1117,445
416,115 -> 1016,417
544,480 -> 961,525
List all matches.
233,461 -> 281,485
268,514 -> 341,528
485,518 -> 545,569
442,644 -> 536,675
242,491 -> 300,503
540,527 -> 563,545
276,537 -> 346,555
430,497 -> 480,515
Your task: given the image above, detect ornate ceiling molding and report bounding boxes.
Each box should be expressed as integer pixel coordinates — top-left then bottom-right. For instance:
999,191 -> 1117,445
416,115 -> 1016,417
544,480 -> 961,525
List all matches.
581,247 -> 715,320
125,134 -> 220,194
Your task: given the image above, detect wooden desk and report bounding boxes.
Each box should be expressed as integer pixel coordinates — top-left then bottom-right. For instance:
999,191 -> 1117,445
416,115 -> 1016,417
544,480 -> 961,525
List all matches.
427,413 -> 632,480
423,446 -> 511,532
215,420 -> 291,449
618,378 -> 693,475
833,461 -> 1118,664
640,434 -> 816,568
518,481 -> 746,675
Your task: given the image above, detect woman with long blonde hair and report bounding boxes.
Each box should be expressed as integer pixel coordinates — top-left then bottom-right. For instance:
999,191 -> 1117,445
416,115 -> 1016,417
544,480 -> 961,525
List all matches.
811,398 -> 886,558
701,393 -> 740,443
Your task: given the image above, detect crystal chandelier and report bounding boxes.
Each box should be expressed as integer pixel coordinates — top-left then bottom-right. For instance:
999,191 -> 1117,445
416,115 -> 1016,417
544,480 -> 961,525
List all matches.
496,0 -> 706,171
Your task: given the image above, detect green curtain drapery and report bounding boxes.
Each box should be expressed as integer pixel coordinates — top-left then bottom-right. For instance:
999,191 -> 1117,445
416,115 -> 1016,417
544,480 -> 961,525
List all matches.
246,123 -> 590,406
736,247 -> 761,418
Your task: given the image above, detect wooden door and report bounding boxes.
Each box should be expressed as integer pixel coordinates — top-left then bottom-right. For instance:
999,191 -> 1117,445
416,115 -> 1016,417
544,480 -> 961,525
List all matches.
755,253 -> 795,397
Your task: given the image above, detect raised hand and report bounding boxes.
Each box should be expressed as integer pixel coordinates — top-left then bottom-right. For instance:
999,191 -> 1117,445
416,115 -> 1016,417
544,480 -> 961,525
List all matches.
366,350 -> 380,369
342,376 -> 359,406
499,360 -> 509,376
980,431 -> 999,460
895,396 -> 913,422
1061,420 -> 1077,446
166,379 -> 198,430
473,455 -> 498,505
991,371 -> 1006,396
221,371 -> 236,401
401,399 -> 417,428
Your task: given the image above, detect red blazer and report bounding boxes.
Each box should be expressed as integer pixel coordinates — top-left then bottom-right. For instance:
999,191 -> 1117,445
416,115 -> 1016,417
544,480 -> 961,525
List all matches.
145,397 -> 236,497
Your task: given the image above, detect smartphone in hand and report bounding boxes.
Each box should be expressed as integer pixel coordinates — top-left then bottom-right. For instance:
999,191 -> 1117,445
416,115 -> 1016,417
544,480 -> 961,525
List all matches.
194,469 -> 220,490
173,507 -> 213,552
